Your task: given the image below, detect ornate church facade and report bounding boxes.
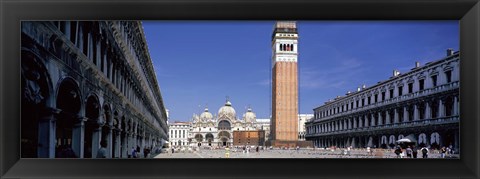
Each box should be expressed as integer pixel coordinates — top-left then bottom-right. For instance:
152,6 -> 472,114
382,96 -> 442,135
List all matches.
189,99 -> 264,147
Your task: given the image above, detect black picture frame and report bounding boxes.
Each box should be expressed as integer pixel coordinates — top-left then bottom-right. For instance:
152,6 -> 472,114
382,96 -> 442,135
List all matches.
1,0 -> 479,178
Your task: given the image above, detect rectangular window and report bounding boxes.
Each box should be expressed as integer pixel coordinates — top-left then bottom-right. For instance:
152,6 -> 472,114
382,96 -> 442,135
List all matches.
374,94 -> 378,103
382,92 -> 385,101
362,99 -> 365,106
419,79 -> 425,90
408,83 -> 413,93
446,71 -> 452,83
356,100 -> 359,108
389,89 -> 394,98
432,75 -> 437,87
368,97 -> 371,105
398,86 -> 403,96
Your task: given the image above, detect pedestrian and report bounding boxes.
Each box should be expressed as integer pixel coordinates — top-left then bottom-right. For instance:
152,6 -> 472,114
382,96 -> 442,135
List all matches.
143,147 -> 150,158
256,146 -> 259,153
367,147 -> 371,156
131,147 -> 137,158
441,147 -> 447,158
406,146 -> 412,158
394,146 -> 402,158
96,140 -> 108,158
421,147 -> 429,158
412,146 -> 418,158
63,145 -> 77,158
225,146 -> 230,158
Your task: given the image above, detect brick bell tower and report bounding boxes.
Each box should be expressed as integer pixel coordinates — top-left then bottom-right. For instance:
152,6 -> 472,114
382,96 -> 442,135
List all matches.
271,21 -> 299,147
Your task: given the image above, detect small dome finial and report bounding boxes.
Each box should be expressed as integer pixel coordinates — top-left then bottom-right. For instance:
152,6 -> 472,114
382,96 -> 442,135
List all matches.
225,96 -> 231,106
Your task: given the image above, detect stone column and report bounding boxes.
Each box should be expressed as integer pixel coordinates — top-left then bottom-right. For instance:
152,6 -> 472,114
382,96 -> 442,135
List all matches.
394,108 -> 399,123
385,111 -> 391,125
37,112 -> 57,158
348,118 -> 352,129
115,129 -> 121,158
64,22 -> 71,41
453,96 -> 459,115
107,127 -> 113,158
364,115 -> 369,127
403,106 -> 409,122
91,125 -> 102,158
371,113 -> 375,126
72,117 -> 86,158
425,102 -> 432,119
438,99 -> 445,117
353,117 -> 357,129
413,104 -> 419,121
454,129 -> 459,153
377,112 -> 383,125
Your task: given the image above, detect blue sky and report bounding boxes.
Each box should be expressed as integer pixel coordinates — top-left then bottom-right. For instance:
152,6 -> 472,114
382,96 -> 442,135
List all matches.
142,21 -> 459,122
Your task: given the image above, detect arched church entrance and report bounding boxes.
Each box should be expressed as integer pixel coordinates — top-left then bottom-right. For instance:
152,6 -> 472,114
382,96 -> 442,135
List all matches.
195,134 -> 203,147
206,133 -> 214,146
218,131 -> 230,146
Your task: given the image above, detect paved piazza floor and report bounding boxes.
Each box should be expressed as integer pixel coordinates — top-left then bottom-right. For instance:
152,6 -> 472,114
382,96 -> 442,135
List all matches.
153,148 -> 457,159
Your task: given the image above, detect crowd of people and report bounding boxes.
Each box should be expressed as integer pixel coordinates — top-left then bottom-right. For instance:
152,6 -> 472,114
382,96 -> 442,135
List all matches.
162,143 -> 457,159
393,145 -> 454,159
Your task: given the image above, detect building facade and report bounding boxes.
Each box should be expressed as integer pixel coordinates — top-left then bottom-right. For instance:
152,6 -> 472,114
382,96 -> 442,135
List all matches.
298,114 -> 314,141
233,130 -> 266,146
168,122 -> 191,147
271,21 -> 299,144
21,21 -> 169,158
189,98 -> 265,147
256,118 -> 271,141
305,49 -> 460,152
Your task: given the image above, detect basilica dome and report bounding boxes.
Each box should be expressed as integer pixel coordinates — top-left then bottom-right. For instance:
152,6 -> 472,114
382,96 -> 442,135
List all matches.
200,107 -> 213,121
218,99 -> 236,120
243,107 -> 256,123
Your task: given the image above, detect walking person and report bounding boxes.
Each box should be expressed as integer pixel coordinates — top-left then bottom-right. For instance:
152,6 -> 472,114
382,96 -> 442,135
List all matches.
225,146 -> 230,158
131,147 -> 137,158
421,147 -> 429,158
441,147 -> 447,158
394,146 -> 402,158
96,140 -> 108,158
406,146 -> 412,158
412,146 -> 418,158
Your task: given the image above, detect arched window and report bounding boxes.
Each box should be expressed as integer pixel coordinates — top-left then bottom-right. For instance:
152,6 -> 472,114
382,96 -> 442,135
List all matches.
218,120 -> 231,130
291,44 -> 294,51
